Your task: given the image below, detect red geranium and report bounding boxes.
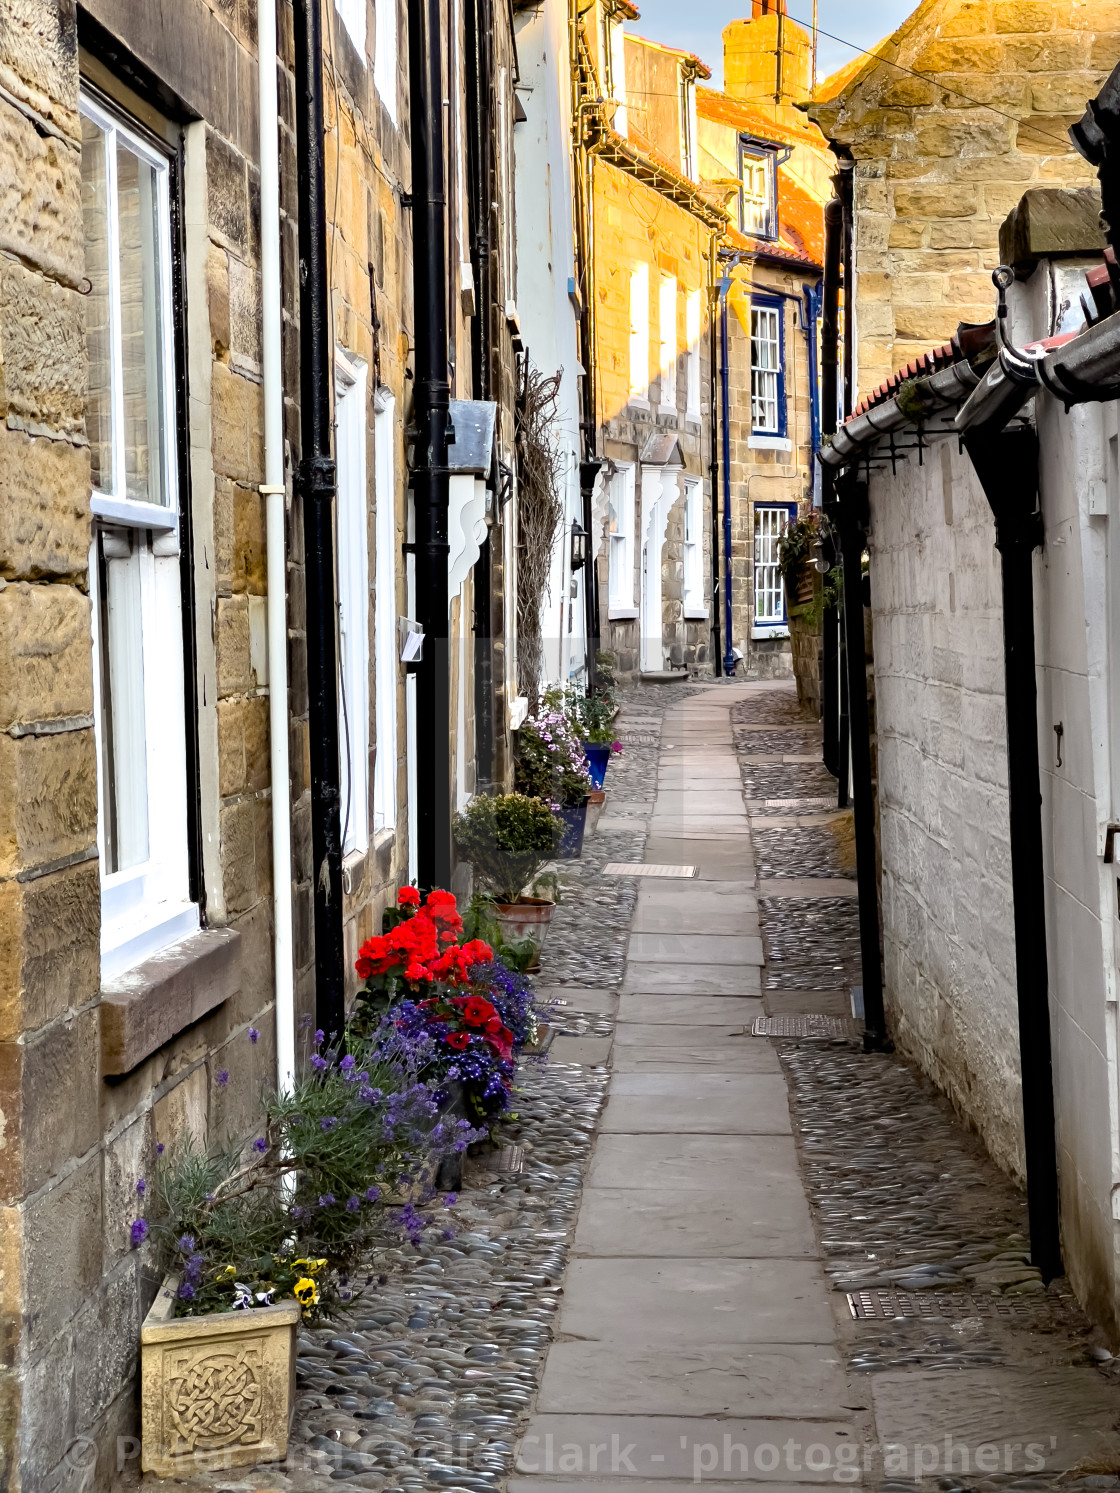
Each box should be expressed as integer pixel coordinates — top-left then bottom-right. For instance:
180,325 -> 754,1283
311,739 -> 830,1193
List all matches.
459,995 -> 498,1028
398,886 -> 421,908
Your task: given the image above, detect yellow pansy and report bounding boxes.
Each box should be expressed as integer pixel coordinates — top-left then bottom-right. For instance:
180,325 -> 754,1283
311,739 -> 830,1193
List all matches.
291,1257 -> 327,1276
293,1277 -> 319,1308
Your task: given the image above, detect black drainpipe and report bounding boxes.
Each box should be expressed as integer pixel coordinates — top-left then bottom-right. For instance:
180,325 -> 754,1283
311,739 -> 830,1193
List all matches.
409,0 -> 453,889
962,424 -> 1062,1282
832,475 -> 887,1051
580,459 -> 603,688
820,198 -> 842,777
293,0 -> 345,1039
466,0 -> 494,792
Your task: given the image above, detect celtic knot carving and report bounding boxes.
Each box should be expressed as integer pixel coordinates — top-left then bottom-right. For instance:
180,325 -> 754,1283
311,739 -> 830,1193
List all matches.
167,1344 -> 264,1453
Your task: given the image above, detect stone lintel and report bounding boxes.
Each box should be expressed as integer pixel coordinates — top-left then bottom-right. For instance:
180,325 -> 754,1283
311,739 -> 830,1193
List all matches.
999,187 -> 1106,278
100,927 -> 241,1076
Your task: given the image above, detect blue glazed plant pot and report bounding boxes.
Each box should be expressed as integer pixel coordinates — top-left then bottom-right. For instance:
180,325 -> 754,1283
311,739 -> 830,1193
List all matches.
583,741 -> 611,789
555,798 -> 589,859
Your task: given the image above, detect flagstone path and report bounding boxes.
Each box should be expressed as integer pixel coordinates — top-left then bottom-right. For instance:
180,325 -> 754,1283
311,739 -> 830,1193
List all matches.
514,682 -> 861,1493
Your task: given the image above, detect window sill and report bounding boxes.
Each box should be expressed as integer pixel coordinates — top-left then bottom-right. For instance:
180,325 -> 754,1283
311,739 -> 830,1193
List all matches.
627,395 -> 650,412
657,404 -> 678,418
749,435 -> 792,452
752,625 -> 789,640
607,605 -> 639,620
683,606 -> 709,620
101,926 -> 241,1076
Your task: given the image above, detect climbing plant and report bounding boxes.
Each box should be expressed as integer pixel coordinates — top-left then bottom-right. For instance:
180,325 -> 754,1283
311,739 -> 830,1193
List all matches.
515,362 -> 565,708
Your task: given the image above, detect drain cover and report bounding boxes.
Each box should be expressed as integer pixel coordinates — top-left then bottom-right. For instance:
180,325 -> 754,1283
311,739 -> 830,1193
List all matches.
493,1145 -> 525,1174
602,863 -> 697,878
759,797 -> 837,810
847,1289 -> 1036,1321
752,1014 -> 861,1038
618,733 -> 659,745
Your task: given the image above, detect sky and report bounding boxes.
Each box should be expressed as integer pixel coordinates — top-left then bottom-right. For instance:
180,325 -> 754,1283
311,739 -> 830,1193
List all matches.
627,0 -> 915,90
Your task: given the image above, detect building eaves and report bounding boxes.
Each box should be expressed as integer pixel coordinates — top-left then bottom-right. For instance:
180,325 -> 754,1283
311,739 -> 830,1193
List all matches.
820,322 -> 997,469
592,126 -> 730,232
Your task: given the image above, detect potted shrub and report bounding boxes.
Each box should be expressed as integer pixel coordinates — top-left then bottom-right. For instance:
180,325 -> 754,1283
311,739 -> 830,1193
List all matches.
515,696 -> 592,859
453,795 -> 558,961
133,1020 -> 478,1475
573,692 -> 622,789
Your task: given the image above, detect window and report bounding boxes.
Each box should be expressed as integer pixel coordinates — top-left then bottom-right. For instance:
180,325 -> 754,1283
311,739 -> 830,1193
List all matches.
373,0 -> 397,121
373,393 -> 398,833
753,503 -> 796,632
81,91 -> 196,979
682,479 -> 704,616
658,274 -> 677,411
336,352 -> 370,859
740,144 -> 775,239
607,463 -> 637,613
750,300 -> 785,436
336,0 -> 366,53
628,264 -> 649,404
685,288 -> 702,420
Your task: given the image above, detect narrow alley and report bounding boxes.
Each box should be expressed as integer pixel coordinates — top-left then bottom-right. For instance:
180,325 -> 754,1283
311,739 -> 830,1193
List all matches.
180,683 -> 1120,1493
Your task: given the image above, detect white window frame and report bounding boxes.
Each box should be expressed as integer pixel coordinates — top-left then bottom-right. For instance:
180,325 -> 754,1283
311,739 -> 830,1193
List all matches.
753,503 -> 794,637
741,148 -> 774,239
658,274 -> 677,413
373,0 -> 397,120
336,0 -> 366,54
685,288 -> 702,421
607,462 -> 637,617
750,303 -> 783,436
682,478 -> 705,618
373,392 -> 398,834
82,91 -> 197,980
629,264 -> 649,407
335,350 -> 371,859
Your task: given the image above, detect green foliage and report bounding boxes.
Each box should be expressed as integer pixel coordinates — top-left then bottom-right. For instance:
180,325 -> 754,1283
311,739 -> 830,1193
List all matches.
572,691 -> 618,745
453,793 -> 558,904
145,1031 -> 447,1319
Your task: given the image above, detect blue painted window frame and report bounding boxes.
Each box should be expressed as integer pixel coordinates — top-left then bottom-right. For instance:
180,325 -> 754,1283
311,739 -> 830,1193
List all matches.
749,294 -> 787,438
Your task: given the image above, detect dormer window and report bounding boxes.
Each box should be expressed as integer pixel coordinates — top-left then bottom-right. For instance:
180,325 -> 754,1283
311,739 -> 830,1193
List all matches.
739,138 -> 777,239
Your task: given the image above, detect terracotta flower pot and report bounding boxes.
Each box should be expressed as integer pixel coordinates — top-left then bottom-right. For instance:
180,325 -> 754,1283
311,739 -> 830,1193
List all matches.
494,896 -> 554,970
585,789 -> 606,835
141,1274 -> 300,1475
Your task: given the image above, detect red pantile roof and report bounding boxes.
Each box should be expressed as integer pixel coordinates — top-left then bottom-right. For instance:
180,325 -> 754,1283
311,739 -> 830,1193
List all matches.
696,88 -> 826,150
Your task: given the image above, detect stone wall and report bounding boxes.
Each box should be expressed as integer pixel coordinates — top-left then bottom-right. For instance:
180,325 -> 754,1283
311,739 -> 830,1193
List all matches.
810,0 -> 1120,397
591,156 -> 714,678
867,437 -> 1024,1182
721,273 -> 814,679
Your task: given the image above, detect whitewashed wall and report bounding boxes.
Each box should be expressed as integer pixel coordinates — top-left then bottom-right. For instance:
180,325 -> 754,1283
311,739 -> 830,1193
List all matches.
866,278 -> 1120,1330
868,437 -> 1024,1178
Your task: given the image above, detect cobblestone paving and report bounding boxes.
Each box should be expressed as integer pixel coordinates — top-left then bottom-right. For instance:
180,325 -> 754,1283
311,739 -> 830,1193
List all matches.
169,686 -> 703,1493
754,825 -> 849,878
738,682 -> 1120,1493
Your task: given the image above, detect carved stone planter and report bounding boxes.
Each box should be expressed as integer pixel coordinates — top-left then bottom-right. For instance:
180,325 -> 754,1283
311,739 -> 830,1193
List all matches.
141,1274 -> 301,1475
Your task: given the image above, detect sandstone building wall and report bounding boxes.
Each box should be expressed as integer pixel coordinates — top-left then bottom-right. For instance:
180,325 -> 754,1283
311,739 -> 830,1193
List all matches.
810,0 -> 1120,398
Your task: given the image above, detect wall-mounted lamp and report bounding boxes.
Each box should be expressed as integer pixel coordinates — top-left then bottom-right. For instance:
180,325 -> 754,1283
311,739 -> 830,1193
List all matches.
570,519 -> 588,572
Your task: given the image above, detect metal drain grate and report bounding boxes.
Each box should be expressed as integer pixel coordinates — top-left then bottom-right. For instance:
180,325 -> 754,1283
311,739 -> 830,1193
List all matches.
493,1144 -> 525,1175
602,862 -> 697,878
617,733 -> 659,745
752,1014 -> 861,1038
847,1289 -> 1037,1321
758,797 -> 837,810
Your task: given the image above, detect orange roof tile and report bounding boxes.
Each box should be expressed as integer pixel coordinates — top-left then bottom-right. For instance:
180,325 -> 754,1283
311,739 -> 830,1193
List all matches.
778,172 -> 824,265
696,87 -> 826,150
